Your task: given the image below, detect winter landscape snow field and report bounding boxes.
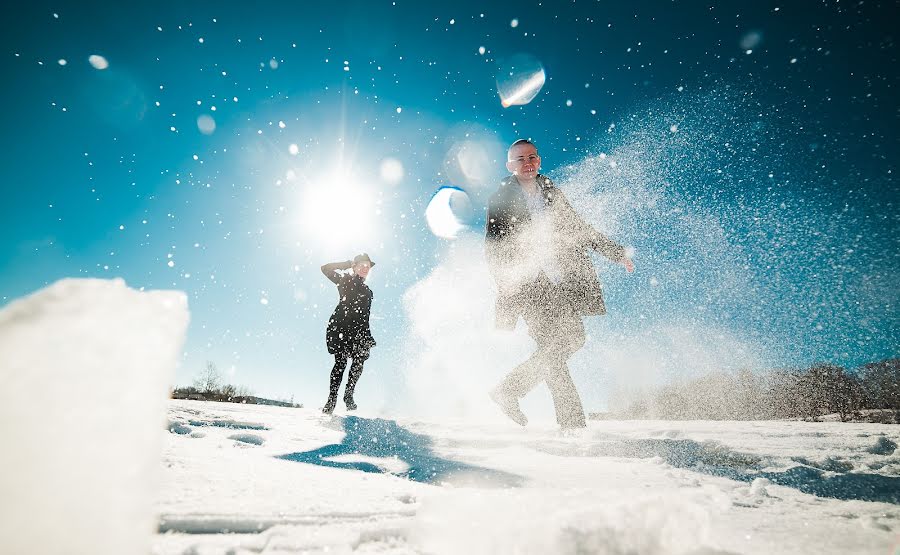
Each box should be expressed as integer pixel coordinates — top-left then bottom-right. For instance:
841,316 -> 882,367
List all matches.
156,399 -> 900,555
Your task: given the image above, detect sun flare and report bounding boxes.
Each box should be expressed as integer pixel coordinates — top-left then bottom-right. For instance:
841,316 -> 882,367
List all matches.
299,169 -> 376,250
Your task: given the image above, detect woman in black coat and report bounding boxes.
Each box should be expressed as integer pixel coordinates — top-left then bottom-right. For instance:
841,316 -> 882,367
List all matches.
320,253 -> 376,413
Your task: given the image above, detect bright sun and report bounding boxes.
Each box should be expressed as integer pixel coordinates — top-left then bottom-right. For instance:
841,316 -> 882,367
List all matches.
299,169 -> 377,250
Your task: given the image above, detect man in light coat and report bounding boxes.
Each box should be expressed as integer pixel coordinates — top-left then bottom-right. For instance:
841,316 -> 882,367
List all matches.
485,139 -> 634,429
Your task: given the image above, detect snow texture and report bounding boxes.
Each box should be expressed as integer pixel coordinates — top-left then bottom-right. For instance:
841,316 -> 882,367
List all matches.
0,279 -> 189,555
1,279 -> 898,555
157,400 -> 900,554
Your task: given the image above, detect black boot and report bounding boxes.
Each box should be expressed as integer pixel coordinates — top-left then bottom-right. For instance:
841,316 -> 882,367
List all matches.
344,360 -> 364,411
324,356 -> 348,414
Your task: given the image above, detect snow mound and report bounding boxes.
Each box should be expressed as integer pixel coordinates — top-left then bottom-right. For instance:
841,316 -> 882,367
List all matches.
412,492 -> 727,555
0,278 -> 189,555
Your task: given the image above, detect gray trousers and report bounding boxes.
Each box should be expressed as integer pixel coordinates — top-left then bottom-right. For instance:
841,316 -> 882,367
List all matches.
496,279 -> 588,428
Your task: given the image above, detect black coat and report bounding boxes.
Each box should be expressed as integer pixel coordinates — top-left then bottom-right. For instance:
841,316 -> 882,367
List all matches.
322,264 -> 376,355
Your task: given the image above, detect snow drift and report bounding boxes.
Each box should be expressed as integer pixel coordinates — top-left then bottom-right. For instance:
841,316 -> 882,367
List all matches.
0,278 -> 189,555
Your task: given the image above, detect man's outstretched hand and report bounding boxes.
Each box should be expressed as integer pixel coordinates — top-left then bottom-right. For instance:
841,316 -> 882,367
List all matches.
623,257 -> 635,273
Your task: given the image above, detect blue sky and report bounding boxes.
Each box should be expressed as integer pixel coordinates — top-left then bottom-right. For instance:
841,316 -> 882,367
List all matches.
1,1 -> 897,406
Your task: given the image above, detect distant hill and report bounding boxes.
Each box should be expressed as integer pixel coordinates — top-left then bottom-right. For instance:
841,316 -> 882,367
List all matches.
171,390 -> 302,408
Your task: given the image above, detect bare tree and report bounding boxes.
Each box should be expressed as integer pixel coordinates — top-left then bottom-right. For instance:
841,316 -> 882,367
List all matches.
860,359 -> 900,422
220,383 -> 237,399
193,361 -> 222,394
235,385 -> 254,398
861,359 -> 900,408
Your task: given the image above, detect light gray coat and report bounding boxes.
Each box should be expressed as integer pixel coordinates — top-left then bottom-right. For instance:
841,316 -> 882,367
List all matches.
485,174 -> 626,329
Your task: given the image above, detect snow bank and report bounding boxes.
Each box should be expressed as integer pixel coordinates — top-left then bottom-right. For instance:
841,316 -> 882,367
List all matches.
0,278 -> 189,555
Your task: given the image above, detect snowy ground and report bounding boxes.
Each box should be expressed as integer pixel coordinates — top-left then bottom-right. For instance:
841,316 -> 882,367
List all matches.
155,399 -> 900,554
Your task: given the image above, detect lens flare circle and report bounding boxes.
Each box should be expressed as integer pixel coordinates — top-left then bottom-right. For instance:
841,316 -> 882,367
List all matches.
425,187 -> 472,239
455,141 -> 491,183
497,53 -> 546,108
196,114 -> 216,135
379,157 -> 404,184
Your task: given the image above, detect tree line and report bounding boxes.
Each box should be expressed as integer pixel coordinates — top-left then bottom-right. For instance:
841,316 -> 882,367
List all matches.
172,361 -> 301,408
612,358 -> 899,422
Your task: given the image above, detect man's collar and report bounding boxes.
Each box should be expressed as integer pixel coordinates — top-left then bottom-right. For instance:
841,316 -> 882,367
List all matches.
502,174 -> 553,191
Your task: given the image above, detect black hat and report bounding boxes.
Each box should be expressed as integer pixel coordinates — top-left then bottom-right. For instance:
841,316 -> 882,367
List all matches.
353,253 -> 375,267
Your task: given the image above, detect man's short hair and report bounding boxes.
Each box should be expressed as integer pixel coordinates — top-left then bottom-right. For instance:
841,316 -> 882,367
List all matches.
509,138 -> 536,150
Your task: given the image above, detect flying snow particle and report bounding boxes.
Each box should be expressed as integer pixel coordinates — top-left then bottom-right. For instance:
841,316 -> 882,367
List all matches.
510,19 -> 519,28
288,144 -> 299,156
58,59 -> 67,66
119,225 -> 125,230
496,53 -> 546,107
380,158 -> 404,184
278,121 -> 286,128
566,99 -> 573,107
670,124 -> 679,133
167,260 -> 175,268
88,55 -> 109,70
269,58 -> 278,69
396,107 -> 402,113
478,46 -> 486,55
196,114 -> 216,135
260,298 -> 269,306
192,154 -> 199,161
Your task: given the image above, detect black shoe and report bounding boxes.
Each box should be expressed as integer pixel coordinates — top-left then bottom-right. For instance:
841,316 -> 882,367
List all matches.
344,397 -> 357,411
490,388 -> 527,426
323,397 -> 337,414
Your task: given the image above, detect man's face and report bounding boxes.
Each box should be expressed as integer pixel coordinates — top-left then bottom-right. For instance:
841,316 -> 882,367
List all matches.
506,143 -> 541,180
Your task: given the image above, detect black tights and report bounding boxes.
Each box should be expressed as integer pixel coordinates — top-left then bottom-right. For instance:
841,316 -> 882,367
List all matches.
327,355 -> 365,402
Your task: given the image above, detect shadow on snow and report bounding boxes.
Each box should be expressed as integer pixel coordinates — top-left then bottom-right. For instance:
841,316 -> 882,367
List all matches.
534,438 -> 900,505
277,416 -> 523,488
